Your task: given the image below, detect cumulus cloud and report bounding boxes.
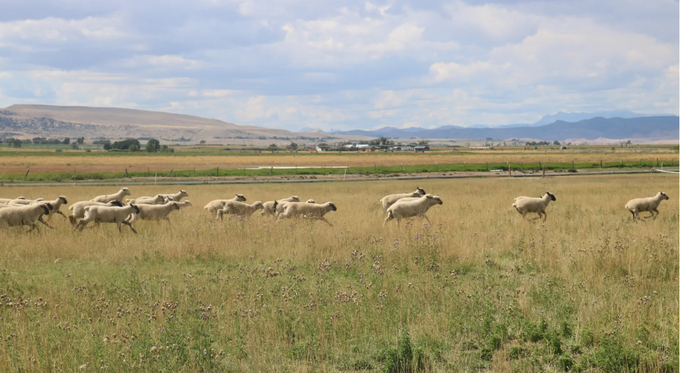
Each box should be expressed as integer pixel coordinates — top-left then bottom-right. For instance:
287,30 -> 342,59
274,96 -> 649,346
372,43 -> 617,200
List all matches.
0,0 -> 675,131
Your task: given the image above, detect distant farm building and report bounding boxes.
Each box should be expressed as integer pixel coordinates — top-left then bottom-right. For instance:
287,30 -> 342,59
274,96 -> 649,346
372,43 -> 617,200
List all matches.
414,146 -> 430,152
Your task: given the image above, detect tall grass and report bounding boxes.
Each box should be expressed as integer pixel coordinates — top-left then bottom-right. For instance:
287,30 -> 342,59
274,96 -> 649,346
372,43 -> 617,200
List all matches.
0,174 -> 677,372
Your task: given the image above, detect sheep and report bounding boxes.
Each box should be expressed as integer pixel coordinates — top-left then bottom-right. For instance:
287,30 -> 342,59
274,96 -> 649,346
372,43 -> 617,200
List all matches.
8,198 -> 43,205
159,190 -> 189,202
380,187 -> 426,211
511,192 -> 556,221
261,196 -> 300,217
126,202 -> 181,224
74,204 -> 140,233
68,200 -> 123,225
625,192 -> 669,222
0,196 -> 26,204
0,203 -> 54,231
204,194 -> 247,218
91,187 -> 131,203
176,200 -> 193,208
384,194 -> 442,227
273,198 -> 316,216
41,196 -> 68,220
217,201 -> 264,220
277,201 -> 337,226
126,194 -> 165,205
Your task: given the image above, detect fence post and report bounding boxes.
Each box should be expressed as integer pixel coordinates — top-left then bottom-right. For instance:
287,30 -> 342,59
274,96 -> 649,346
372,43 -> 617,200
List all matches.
170,169 -> 173,177
542,165 -> 545,178
216,167 -> 219,176
600,160 -> 602,168
24,169 -> 29,179
509,164 -> 512,176
270,166 -> 273,175
571,160 -> 574,169
657,158 -> 659,167
125,168 -> 129,177
539,161 -> 542,170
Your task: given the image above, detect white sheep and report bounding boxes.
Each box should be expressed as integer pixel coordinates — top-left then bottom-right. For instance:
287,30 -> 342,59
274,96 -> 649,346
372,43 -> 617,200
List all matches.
511,192 -> 556,221
380,187 -> 426,211
277,201 -> 338,226
68,200 -> 123,226
41,196 -> 68,220
176,200 -> 193,208
8,198 -> 43,205
625,192 -> 669,222
274,198 -> 316,216
159,190 -> 189,202
383,194 -> 442,227
204,194 -> 247,218
91,187 -> 131,203
126,194 -> 165,205
126,202 -> 181,224
0,196 -> 26,204
217,201 -> 264,220
261,196 -> 300,217
0,203 -> 54,231
74,204 -> 141,233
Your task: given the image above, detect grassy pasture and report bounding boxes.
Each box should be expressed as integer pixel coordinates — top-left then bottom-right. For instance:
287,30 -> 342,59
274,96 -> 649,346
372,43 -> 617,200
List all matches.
0,174 -> 677,372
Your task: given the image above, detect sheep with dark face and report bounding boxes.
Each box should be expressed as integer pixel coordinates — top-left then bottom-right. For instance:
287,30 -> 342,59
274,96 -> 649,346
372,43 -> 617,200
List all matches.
127,202 -> 181,224
512,192 -> 556,221
41,196 -> 68,220
74,204 -> 141,233
277,202 -> 338,226
159,190 -> 189,202
0,203 -> 54,231
261,196 -> 300,217
625,192 -> 669,221
384,194 -> 442,227
68,200 -> 123,225
126,194 -> 166,205
380,187 -> 426,211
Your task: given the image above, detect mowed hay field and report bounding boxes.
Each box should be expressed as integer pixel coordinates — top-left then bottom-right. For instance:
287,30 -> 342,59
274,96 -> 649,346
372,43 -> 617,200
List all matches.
0,175 -> 677,372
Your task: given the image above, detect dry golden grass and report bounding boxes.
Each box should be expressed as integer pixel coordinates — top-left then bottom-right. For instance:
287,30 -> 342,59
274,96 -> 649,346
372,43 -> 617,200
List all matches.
0,174 -> 677,372
0,149 -> 676,174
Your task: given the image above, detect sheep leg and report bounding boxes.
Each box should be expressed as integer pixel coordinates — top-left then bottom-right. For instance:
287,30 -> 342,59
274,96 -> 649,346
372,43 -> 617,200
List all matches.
651,209 -> 659,219
420,213 -> 432,226
121,221 -> 138,234
542,211 -> 547,222
313,216 -> 333,227
56,210 -> 67,218
383,212 -> 394,227
38,216 -> 54,229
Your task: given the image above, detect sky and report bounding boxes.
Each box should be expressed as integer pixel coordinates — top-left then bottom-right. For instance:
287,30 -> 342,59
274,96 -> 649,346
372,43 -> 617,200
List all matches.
0,0 -> 677,132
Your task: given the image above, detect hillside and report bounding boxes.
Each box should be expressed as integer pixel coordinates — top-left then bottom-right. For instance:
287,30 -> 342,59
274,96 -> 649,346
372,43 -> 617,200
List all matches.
0,105 -> 347,144
334,116 -> 679,142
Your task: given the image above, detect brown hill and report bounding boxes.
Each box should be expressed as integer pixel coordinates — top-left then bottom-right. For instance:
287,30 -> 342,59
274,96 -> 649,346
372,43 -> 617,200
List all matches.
0,104 -> 351,145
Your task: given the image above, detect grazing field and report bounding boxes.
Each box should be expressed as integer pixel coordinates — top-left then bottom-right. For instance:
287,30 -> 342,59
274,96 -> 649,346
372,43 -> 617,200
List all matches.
0,174 -> 677,372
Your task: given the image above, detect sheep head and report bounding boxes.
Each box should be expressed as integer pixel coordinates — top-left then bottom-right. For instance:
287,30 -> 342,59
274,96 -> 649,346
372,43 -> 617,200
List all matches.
416,187 -> 426,195
328,202 -> 337,211
235,194 -> 246,202
171,202 -> 180,210
59,196 -> 68,204
426,195 -> 443,205
130,204 -> 140,214
40,204 -> 50,215
659,192 -> 669,200
121,187 -> 131,195
545,192 -> 556,201
273,201 -> 279,209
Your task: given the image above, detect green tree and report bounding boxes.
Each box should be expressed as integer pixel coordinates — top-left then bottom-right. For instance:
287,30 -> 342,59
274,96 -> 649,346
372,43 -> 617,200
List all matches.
418,140 -> 429,146
77,137 -> 85,144
129,144 -> 139,152
146,139 -> 160,153
62,138 -> 70,145
70,143 -> 79,150
11,139 -> 22,148
553,141 -> 561,146
199,140 -> 206,145
103,143 -> 112,150
268,143 -> 279,153
287,142 -> 298,151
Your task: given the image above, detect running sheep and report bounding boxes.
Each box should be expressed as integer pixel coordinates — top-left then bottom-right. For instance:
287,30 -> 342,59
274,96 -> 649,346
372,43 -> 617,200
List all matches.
126,194 -> 165,205
261,196 -> 300,217
68,200 -> 123,225
41,196 -> 68,220
0,203 -> 54,231
511,192 -> 556,222
383,194 -> 442,227
91,188 -> 131,203
204,194 -> 247,218
625,192 -> 669,222
380,187 -> 426,211
74,204 -> 140,233
159,190 -> 189,202
217,201 -> 264,220
277,201 -> 337,226
126,202 -> 181,224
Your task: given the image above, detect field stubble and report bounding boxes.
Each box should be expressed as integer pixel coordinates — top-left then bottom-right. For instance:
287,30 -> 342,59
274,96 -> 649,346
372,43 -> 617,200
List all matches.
0,174 -> 677,372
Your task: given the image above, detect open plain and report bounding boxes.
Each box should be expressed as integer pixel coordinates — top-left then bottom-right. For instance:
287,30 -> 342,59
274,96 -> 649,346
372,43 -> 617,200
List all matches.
0,174 -> 677,372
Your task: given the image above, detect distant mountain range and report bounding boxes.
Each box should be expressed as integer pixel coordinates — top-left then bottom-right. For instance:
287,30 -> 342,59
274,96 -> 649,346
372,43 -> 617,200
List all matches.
466,110 -> 661,128
331,116 -> 679,141
0,105 -> 676,143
